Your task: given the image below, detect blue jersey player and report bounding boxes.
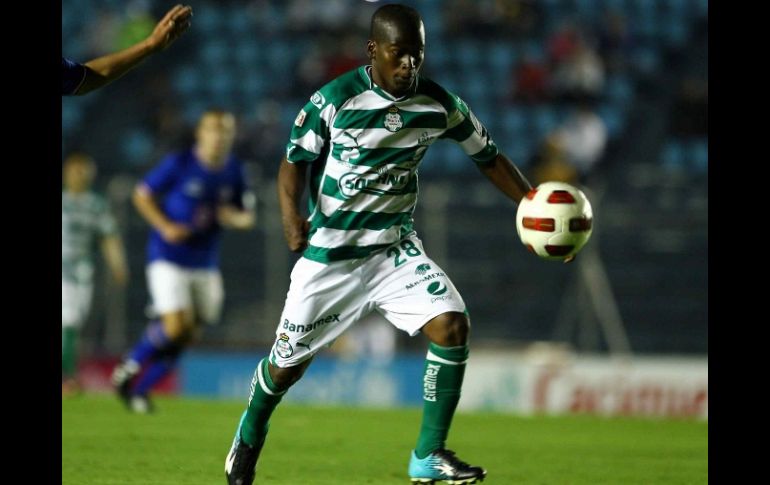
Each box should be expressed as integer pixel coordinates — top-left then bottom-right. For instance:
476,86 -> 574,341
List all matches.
62,4 -> 193,96
111,109 -> 256,413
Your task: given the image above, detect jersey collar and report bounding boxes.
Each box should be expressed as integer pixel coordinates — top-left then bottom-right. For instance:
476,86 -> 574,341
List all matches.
361,65 -> 419,102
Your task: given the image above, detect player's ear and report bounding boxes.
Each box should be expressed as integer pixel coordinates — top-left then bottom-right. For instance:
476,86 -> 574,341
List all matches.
367,40 -> 376,61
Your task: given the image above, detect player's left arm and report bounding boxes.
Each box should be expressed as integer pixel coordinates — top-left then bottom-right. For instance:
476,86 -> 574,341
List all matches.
217,201 -> 255,230
477,153 -> 533,205
101,235 -> 129,287
217,164 -> 256,230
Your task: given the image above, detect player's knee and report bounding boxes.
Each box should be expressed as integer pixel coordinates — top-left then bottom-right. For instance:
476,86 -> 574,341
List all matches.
423,312 -> 470,347
268,360 -> 311,392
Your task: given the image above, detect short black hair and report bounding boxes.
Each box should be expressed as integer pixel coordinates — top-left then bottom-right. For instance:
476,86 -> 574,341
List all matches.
370,4 -> 422,41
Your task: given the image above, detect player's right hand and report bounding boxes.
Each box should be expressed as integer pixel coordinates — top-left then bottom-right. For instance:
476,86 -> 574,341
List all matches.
283,216 -> 310,253
160,222 -> 192,244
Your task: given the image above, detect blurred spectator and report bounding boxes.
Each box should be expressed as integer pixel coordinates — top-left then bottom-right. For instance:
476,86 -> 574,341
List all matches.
530,134 -> 578,185
237,100 -> 287,170
553,102 -> 608,181
597,10 -> 634,74
512,54 -> 550,103
445,0 -> 499,39
547,19 -> 581,66
495,0 -> 544,39
550,35 -> 605,103
325,34 -> 367,81
670,77 -> 708,138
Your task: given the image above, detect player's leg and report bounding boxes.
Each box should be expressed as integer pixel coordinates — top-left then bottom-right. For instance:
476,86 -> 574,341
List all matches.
370,235 -> 485,483
129,267 -> 220,410
225,357 -> 313,485
226,257 -> 364,485
62,278 -> 92,395
111,261 -> 194,410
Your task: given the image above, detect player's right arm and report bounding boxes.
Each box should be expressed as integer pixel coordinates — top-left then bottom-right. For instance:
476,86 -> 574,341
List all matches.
277,157 -> 310,253
133,185 -> 191,244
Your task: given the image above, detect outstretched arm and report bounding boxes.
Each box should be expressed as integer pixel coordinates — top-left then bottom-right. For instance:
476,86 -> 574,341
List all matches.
75,4 -> 193,95
477,153 -> 533,204
482,153 -> 576,263
277,157 -> 310,253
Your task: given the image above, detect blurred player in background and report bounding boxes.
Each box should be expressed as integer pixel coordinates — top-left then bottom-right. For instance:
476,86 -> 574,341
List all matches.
62,4 -> 193,96
62,153 -> 129,395
111,109 -> 256,414
224,4 -> 534,484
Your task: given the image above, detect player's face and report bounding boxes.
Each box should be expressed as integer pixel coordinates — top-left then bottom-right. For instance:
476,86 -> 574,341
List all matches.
63,157 -> 95,193
369,21 -> 425,97
196,112 -> 237,166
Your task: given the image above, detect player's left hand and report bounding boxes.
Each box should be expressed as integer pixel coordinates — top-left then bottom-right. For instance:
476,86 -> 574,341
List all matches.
563,255 -> 576,264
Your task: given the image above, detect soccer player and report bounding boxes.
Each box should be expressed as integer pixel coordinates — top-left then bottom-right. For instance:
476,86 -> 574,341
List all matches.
111,109 -> 256,414
224,4 -> 534,484
62,153 -> 129,395
62,4 -> 193,95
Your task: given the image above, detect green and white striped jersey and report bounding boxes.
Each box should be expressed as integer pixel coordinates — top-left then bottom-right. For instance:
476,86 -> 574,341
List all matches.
287,66 -> 499,263
62,191 -> 118,283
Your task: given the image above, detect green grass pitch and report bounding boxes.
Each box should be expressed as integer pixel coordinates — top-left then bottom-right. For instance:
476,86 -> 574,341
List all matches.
62,394 -> 707,484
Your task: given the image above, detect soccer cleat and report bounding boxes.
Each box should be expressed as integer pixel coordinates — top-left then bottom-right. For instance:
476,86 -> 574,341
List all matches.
408,449 -> 487,484
129,395 -> 154,414
225,412 -> 264,485
111,359 -> 140,409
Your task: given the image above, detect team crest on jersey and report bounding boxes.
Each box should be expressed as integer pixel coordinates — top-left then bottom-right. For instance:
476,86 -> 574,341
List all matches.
384,106 -> 403,132
275,333 -> 294,358
311,91 -> 326,109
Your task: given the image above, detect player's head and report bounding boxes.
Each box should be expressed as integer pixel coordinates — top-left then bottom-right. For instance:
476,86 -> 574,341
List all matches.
63,152 -> 96,193
367,4 -> 424,98
195,109 -> 237,167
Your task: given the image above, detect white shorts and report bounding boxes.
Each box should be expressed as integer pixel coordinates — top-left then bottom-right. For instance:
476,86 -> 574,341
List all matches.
146,260 -> 224,325
62,278 -> 93,329
269,234 -> 466,367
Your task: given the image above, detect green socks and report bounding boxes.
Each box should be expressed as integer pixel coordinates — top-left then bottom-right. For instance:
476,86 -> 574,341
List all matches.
414,342 -> 469,459
62,327 -> 77,377
240,358 -> 285,447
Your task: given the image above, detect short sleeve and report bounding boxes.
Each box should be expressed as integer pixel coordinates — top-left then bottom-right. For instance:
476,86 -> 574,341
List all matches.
440,93 -> 499,166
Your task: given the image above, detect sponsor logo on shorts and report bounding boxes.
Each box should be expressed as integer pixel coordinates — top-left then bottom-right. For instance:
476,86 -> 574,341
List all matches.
427,282 -> 447,296
283,313 -> 341,333
415,263 -> 431,275
405,272 -> 446,291
427,281 -> 452,303
275,333 -> 293,359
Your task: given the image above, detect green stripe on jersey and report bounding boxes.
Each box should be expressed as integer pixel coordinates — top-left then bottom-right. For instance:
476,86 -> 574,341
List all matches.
313,210 -> 411,231
304,243 -> 392,263
329,145 -> 424,167
333,109 -> 446,130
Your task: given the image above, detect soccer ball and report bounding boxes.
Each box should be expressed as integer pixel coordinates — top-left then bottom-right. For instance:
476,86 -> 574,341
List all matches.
515,181 -> 594,261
